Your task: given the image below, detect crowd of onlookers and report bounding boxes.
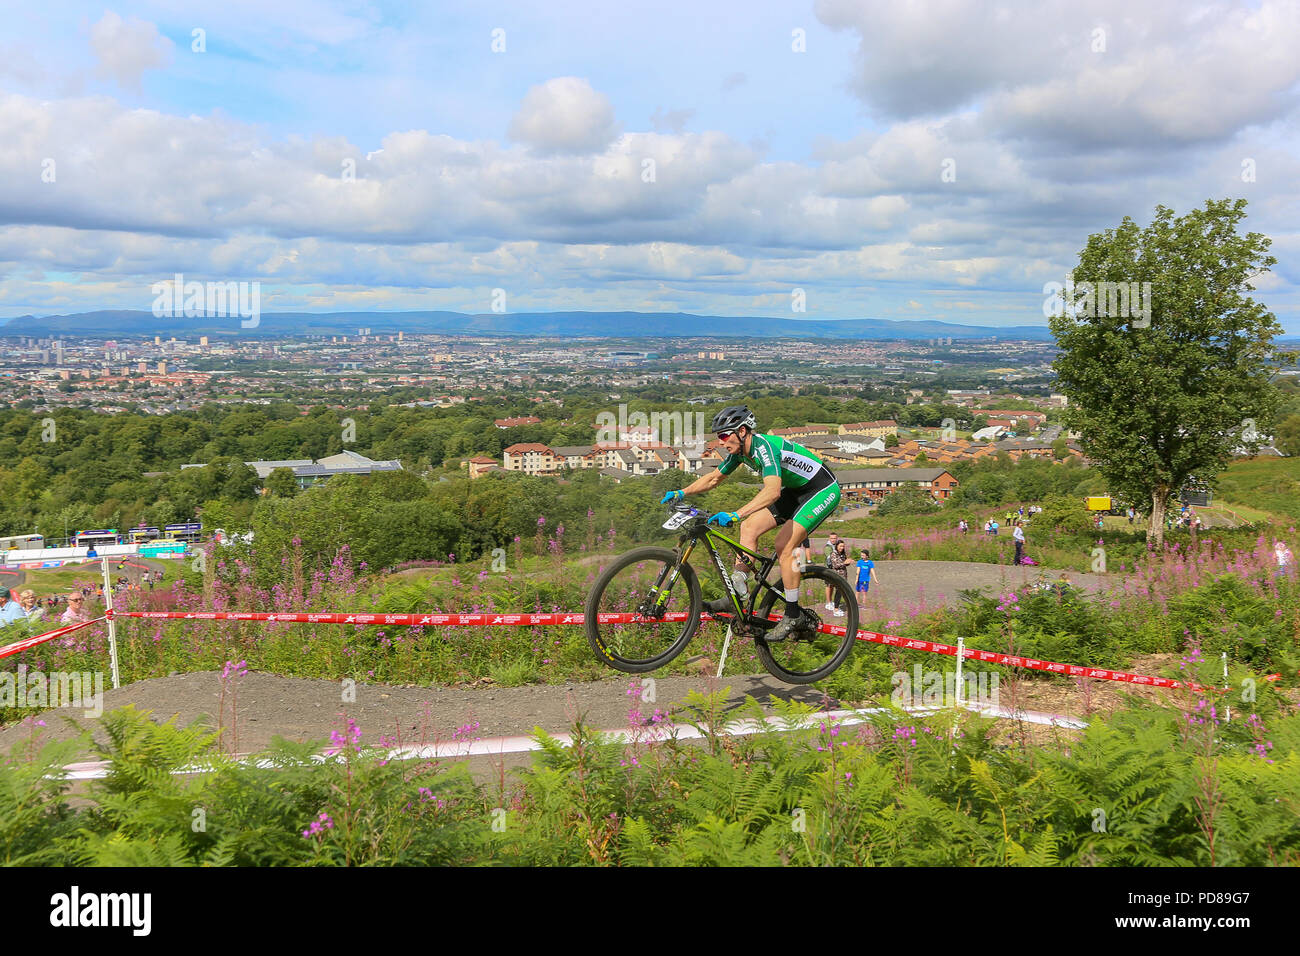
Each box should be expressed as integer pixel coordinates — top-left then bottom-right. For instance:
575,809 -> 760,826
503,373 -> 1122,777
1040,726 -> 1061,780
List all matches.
0,567 -> 166,630
789,531 -> 880,617
0,586 -> 95,627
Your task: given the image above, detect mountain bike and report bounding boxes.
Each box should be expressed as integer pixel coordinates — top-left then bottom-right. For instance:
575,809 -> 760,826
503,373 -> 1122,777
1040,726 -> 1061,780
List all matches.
583,504 -> 858,684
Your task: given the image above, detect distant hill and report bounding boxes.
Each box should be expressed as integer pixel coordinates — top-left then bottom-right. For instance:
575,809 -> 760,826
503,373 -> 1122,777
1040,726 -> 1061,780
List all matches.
0,309 -> 1060,341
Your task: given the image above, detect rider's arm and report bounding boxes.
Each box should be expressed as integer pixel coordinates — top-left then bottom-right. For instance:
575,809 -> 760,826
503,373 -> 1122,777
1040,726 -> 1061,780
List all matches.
682,467 -> 726,495
736,475 -> 782,519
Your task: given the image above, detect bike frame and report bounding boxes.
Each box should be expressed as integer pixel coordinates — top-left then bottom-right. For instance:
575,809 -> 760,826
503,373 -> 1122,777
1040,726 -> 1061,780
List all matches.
649,516 -> 786,621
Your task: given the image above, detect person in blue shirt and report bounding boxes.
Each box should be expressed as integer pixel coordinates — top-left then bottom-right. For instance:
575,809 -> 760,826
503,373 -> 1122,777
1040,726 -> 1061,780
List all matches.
852,549 -> 879,609
0,587 -> 29,627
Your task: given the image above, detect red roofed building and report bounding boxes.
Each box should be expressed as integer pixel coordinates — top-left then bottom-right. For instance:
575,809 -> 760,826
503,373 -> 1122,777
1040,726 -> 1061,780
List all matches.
468,456 -> 499,479
838,420 -> 898,438
495,416 -> 542,429
503,442 -> 558,474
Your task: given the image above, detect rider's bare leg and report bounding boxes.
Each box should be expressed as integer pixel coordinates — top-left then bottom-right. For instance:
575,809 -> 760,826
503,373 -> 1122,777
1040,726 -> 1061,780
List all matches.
773,520 -> 811,592
737,510 -> 777,575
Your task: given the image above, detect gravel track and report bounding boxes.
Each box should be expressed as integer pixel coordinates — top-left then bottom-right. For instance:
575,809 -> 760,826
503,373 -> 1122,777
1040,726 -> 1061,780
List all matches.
0,559 -> 1126,775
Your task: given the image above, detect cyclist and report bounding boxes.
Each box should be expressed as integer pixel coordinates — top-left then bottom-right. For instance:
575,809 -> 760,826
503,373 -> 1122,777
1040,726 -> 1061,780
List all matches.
660,405 -> 841,641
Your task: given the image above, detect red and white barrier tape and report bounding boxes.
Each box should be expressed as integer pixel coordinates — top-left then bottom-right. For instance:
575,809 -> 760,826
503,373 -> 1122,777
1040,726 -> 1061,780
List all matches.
114,607 -> 1215,693
0,617 -> 105,661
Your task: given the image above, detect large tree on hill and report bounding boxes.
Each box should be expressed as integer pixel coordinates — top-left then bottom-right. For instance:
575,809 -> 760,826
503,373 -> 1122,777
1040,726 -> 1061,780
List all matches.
1049,199 -> 1288,548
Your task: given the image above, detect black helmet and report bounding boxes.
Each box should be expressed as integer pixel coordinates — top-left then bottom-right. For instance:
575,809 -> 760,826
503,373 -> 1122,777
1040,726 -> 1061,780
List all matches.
710,405 -> 756,433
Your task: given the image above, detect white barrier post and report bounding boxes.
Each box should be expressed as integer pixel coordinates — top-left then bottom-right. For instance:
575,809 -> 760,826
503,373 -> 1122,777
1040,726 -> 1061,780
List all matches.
1221,651 -> 1230,723
716,624 -> 733,678
101,557 -> 120,690
955,634 -> 965,709
952,634 -> 965,754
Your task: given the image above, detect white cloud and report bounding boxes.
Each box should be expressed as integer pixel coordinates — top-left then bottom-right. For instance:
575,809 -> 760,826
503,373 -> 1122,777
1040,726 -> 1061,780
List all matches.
507,77 -> 620,155
89,12 -> 173,91
819,0 -> 1300,152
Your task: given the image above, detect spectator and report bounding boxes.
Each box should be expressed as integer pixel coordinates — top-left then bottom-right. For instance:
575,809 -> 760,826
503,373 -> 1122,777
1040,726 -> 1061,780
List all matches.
0,587 -> 28,627
984,519 -> 993,535
853,549 -> 879,609
60,593 -> 91,624
991,519 -> 999,536
1275,541 -> 1294,576
1013,520 -> 1026,566
18,589 -> 45,623
958,519 -> 968,534
823,533 -> 849,616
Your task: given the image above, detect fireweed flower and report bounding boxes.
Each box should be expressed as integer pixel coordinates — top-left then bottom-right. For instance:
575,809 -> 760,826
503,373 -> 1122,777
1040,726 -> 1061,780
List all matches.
301,812 -> 335,839
893,725 -> 917,747
326,716 -> 362,756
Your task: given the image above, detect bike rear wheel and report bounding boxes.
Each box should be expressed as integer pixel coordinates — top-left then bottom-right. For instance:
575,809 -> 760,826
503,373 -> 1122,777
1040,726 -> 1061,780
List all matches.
584,546 -> 701,673
754,565 -> 857,684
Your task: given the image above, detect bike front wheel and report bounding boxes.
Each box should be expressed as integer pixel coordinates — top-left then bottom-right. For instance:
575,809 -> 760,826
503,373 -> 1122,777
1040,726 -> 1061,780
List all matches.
584,546 -> 701,673
754,565 -> 858,684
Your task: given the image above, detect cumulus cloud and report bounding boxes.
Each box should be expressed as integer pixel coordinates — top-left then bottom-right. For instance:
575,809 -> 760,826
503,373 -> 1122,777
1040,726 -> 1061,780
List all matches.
89,12 -> 173,91
650,106 -> 694,134
817,0 -> 1300,152
1,4 -> 1298,330
507,77 -> 620,155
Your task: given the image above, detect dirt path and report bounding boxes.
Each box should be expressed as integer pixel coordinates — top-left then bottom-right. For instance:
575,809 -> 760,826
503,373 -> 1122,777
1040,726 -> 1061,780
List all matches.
0,557 -> 1130,775
0,658 -> 1186,779
811,558 -> 1114,618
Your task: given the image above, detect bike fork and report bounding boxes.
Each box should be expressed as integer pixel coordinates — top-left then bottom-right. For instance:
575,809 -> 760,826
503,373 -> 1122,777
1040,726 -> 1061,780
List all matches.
649,540 -> 695,611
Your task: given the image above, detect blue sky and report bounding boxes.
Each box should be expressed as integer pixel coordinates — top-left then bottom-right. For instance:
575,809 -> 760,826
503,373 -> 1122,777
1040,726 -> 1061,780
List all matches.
1,0 -> 1298,333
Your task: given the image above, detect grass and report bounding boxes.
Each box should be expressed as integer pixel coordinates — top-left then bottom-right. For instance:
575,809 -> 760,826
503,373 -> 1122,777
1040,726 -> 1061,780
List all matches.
1211,500 -> 1278,525
1215,457 -> 1300,521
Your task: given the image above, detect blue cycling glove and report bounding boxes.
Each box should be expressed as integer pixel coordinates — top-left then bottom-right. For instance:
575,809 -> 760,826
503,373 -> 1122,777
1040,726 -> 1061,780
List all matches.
660,490 -> 685,504
707,511 -> 739,527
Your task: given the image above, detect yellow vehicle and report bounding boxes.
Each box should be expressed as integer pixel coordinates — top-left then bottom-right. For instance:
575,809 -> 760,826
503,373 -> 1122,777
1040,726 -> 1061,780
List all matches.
1086,496 -> 1119,515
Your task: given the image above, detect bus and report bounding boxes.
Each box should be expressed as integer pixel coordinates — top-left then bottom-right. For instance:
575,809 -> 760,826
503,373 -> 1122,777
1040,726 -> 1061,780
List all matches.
75,530 -> 119,549
164,523 -> 203,544
0,533 -> 43,551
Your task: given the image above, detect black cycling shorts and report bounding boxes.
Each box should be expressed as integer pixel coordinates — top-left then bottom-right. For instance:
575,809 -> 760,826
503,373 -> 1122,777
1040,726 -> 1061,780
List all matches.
768,468 -> 841,533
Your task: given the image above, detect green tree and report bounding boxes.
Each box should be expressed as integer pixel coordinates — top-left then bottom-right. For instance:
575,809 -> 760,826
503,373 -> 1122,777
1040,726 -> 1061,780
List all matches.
876,485 -> 939,517
1049,199 -> 1286,547
265,467 -> 299,498
1276,413 -> 1300,457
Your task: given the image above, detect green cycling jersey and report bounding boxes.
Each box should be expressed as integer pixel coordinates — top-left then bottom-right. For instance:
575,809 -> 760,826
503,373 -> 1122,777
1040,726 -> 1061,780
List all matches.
717,433 -> 830,487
